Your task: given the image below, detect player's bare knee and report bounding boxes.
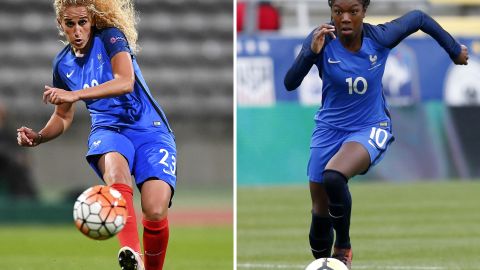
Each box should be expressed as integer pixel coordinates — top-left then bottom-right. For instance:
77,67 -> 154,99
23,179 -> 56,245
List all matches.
143,206 -> 168,221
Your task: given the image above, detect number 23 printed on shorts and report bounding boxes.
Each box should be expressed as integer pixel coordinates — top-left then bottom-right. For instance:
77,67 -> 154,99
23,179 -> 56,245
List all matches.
158,148 -> 176,177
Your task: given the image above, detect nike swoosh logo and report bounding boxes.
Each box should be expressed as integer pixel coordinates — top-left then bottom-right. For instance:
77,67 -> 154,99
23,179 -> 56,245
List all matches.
66,70 -> 74,78
145,250 -> 165,256
328,210 -> 344,219
162,168 -> 176,177
311,248 -> 328,253
328,58 -> 341,64
368,63 -> 382,70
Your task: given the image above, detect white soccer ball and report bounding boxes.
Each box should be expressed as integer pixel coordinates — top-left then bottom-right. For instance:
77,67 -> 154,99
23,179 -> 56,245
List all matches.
305,258 -> 349,270
73,185 -> 128,240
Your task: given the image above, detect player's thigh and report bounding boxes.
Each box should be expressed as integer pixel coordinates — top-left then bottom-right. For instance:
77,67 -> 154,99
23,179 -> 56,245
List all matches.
86,128 -> 135,184
131,132 -> 177,190
135,136 -> 176,218
342,125 -> 394,175
325,141 -> 370,179
97,152 -> 132,186
327,125 -> 394,178
308,128 -> 345,182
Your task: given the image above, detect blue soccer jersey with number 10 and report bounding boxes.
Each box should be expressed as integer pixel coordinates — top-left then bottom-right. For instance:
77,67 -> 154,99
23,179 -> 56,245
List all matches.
52,27 -> 172,133
285,10 -> 461,132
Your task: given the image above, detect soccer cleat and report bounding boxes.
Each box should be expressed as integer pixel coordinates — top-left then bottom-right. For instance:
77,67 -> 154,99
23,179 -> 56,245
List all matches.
332,247 -> 353,270
118,246 -> 145,270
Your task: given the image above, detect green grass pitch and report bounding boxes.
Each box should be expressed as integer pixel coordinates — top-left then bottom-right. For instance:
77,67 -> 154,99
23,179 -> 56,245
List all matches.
0,224 -> 232,270
237,181 -> 480,270
0,186 -> 233,270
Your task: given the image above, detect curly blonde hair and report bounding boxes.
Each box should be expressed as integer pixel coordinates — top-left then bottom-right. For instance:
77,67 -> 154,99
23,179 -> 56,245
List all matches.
54,0 -> 139,54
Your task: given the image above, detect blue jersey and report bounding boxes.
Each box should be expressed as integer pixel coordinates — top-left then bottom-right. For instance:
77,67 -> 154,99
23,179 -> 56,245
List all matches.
285,10 -> 461,131
52,27 -> 172,133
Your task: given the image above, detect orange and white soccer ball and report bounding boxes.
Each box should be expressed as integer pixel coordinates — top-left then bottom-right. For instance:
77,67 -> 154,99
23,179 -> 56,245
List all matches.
73,185 -> 127,240
305,258 -> 349,270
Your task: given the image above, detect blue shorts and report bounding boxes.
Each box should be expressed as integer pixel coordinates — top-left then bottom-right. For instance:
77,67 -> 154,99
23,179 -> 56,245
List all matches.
307,123 -> 394,183
86,127 -> 177,190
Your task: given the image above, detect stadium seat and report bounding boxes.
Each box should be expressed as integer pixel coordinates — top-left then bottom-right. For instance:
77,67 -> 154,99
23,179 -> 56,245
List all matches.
0,0 -> 233,119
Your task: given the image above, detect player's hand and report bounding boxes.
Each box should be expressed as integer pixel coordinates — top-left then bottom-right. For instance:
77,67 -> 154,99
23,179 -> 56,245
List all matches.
453,44 -> 469,65
17,126 -> 40,147
43,85 -> 80,105
311,24 -> 336,54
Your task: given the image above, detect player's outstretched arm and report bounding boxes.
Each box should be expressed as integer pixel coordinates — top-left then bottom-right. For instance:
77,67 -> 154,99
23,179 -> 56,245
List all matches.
17,102 -> 75,147
371,10 -> 467,64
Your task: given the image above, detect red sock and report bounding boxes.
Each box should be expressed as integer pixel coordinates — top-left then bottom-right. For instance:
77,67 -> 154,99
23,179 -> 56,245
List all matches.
143,217 -> 169,270
111,183 -> 141,254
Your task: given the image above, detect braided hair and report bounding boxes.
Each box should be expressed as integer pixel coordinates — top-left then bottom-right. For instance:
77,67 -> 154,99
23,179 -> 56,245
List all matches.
328,0 -> 370,9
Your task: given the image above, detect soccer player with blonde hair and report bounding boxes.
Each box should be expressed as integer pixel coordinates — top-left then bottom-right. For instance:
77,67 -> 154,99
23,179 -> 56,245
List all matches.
17,1 -> 176,269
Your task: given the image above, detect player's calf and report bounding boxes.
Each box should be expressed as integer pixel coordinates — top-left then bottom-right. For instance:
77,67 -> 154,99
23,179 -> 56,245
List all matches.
323,170 -> 352,248
309,213 -> 333,258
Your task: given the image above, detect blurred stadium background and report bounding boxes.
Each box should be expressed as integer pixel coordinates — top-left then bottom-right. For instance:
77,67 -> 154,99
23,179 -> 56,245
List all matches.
0,0 -> 233,269
237,0 -> 480,269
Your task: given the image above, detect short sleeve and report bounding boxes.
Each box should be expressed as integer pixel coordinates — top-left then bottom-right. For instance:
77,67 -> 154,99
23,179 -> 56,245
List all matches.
52,59 -> 69,90
99,27 -> 132,59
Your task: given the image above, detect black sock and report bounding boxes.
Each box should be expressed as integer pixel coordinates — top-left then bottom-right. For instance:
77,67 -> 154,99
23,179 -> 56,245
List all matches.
309,213 -> 333,258
323,169 -> 352,249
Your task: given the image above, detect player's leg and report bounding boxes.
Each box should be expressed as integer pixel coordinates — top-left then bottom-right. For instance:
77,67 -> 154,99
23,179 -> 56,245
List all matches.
323,142 -> 370,269
140,180 -> 172,270
307,139 -> 343,259
85,129 -> 143,270
129,129 -> 177,270
328,126 -> 394,269
309,181 -> 334,258
325,142 -> 369,246
97,152 -> 142,258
